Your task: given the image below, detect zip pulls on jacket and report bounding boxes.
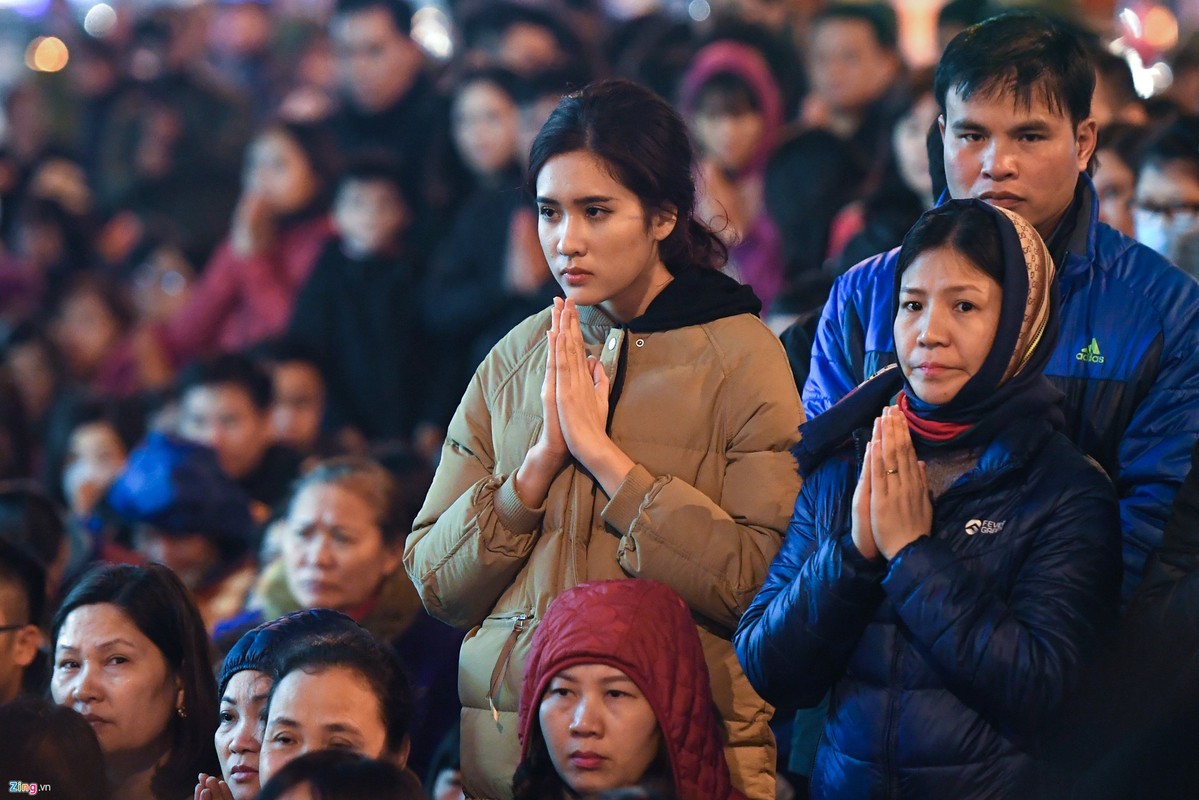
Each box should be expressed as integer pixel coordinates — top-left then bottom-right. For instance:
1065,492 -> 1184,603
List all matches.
489,611 -> 534,725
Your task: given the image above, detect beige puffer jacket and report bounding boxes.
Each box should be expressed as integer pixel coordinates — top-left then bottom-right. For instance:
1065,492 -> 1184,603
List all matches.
405,299 -> 803,800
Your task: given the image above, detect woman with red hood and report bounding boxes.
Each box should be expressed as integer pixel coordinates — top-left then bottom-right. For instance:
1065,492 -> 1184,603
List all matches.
514,580 -> 745,800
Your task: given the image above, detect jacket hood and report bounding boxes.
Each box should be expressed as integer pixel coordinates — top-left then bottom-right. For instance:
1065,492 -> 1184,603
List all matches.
627,264 -> 761,332
517,579 -> 736,800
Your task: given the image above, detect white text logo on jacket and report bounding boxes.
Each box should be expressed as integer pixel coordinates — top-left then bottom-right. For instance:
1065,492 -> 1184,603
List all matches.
964,519 -> 1006,536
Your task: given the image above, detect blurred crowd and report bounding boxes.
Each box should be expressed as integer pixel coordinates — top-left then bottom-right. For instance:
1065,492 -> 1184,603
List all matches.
3,0 -> 1199,797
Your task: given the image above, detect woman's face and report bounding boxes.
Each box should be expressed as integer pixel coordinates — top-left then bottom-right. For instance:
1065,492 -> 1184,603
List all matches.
894,245 -> 1002,405
217,669 -> 272,800
53,291 -> 122,380
453,80 -> 520,177
283,483 -> 402,612
536,150 -> 676,323
538,664 -> 662,796
51,603 -> 181,761
893,93 -> 938,201
259,665 -> 392,784
244,131 -> 320,214
692,93 -> 765,174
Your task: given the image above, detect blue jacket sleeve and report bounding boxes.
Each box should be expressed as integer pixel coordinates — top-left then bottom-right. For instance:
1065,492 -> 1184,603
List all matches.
735,468 -> 886,710
1111,261 -> 1199,600
880,472 -> 1122,744
802,272 -> 859,419
801,251 -> 897,419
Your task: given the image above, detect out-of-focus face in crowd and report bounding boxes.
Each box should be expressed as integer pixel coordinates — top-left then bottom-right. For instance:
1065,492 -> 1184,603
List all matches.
282,481 -> 402,613
269,360 -> 326,454
333,178 -> 410,260
452,79 -> 521,177
243,130 -> 321,216
330,5 -> 421,114
179,383 -> 272,481
808,16 -> 898,116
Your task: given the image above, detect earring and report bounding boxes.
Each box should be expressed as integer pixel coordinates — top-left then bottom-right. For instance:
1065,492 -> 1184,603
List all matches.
177,706 -> 187,719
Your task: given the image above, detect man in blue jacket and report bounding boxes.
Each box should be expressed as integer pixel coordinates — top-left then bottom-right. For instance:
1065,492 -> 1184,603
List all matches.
803,12 -> 1199,600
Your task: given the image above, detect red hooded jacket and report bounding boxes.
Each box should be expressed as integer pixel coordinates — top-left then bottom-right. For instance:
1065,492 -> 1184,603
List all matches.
518,579 -> 746,800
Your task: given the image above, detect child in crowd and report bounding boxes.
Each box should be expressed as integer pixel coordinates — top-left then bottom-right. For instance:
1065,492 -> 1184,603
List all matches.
106,432 -> 259,631
176,353 -> 303,516
287,155 -> 441,460
248,340 -> 332,460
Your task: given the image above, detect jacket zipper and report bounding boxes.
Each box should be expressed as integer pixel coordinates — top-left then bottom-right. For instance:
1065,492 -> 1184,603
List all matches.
487,612 -> 533,724
883,641 -> 903,798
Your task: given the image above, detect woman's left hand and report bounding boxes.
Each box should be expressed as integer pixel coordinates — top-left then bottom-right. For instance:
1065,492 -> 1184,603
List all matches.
870,405 -> 933,560
554,298 -> 634,492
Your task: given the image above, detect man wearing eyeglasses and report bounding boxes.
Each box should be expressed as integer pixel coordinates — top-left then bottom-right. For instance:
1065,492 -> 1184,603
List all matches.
0,540 -> 45,704
1133,123 -> 1199,280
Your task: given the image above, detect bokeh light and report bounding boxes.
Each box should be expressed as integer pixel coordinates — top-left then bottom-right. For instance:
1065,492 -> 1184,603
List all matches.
1143,5 -> 1179,51
84,3 -> 118,38
24,36 -> 70,73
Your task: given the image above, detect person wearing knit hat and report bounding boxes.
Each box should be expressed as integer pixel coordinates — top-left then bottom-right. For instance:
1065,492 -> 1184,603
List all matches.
198,609 -> 362,800
514,580 -> 744,800
736,200 -> 1122,798
107,431 -> 258,631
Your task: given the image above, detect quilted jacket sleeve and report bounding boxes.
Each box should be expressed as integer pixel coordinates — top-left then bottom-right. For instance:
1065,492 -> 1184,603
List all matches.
734,462 -> 886,710
403,364 -> 545,630
880,457 -> 1122,743
601,327 -> 803,632
1131,437 -> 1199,636
1110,255 -> 1199,600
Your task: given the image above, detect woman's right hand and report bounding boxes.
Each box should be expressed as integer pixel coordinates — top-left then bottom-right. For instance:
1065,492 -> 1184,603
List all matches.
851,441 -> 882,561
194,773 -> 235,800
513,298 -> 570,508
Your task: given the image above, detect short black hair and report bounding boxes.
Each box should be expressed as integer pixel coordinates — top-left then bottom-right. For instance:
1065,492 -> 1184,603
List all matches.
0,485 -> 64,596
935,11 -> 1095,127
177,353 -> 273,411
0,697 -> 109,800
1137,119 -> 1199,177
271,628 -> 414,757
1093,47 -> 1139,112
331,0 -> 412,36
0,538 -> 44,626
337,151 -> 413,209
1097,121 -> 1151,172
248,338 -> 322,372
813,2 -> 899,51
257,750 -> 423,800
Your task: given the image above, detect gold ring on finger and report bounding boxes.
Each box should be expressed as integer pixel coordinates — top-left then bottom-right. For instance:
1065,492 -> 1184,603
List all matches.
885,468 -> 899,475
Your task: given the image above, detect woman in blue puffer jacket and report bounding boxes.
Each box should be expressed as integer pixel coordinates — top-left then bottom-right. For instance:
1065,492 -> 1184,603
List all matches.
734,199 -> 1122,798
